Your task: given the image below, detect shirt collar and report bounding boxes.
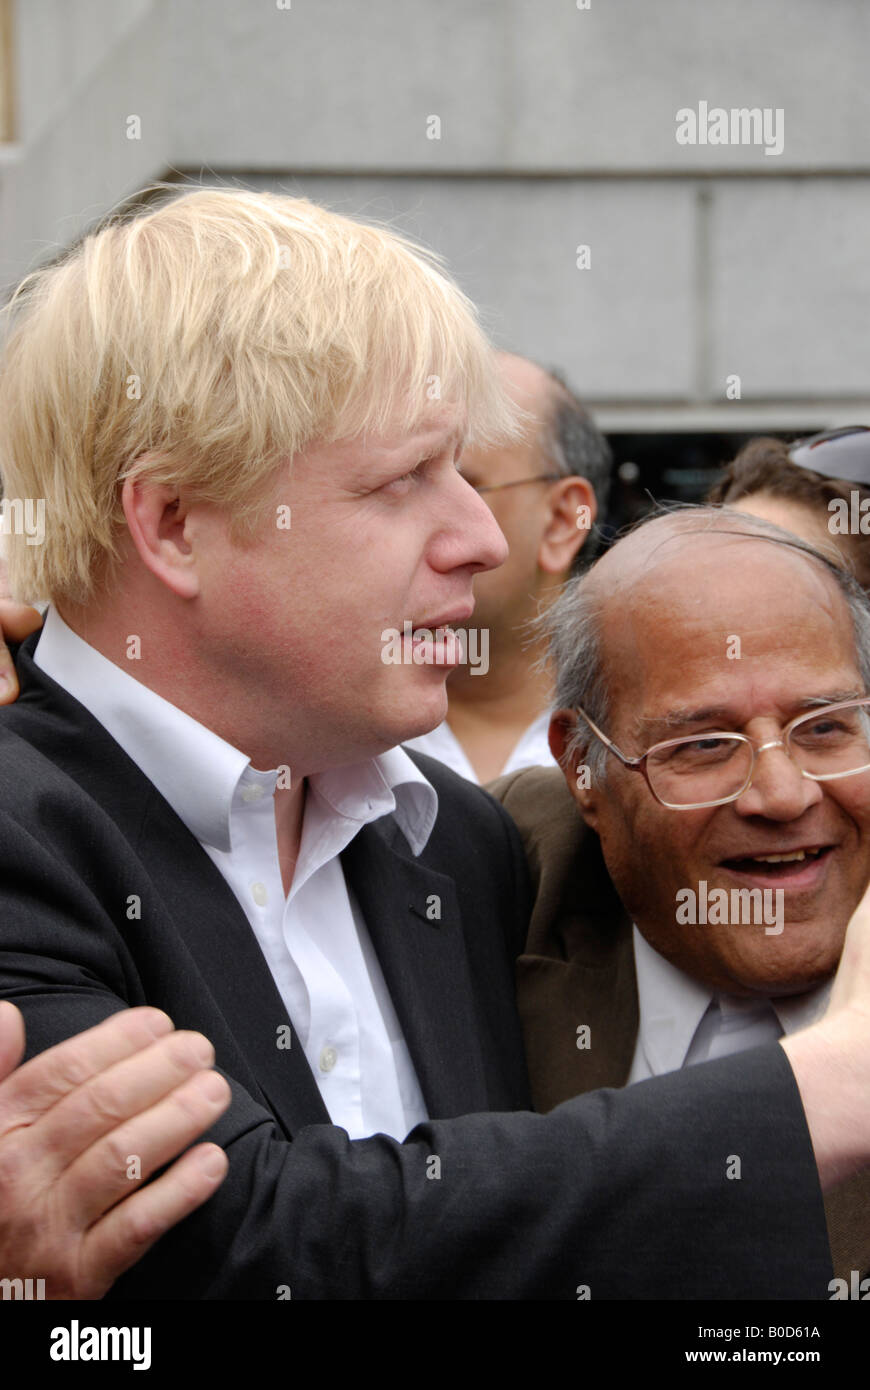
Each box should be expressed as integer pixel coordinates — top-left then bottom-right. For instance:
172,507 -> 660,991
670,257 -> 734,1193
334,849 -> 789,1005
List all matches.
632,923 -> 833,1073
632,926 -> 713,1075
771,977 -> 832,1033
308,746 -> 438,859
33,606 -> 438,857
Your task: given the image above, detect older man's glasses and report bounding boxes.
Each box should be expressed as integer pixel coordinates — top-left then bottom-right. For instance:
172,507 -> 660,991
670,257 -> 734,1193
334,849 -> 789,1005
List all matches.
576,698 -> 870,810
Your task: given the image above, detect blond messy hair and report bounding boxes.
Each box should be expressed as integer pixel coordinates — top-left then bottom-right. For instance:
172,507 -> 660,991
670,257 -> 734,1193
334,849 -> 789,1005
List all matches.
0,186 -> 516,604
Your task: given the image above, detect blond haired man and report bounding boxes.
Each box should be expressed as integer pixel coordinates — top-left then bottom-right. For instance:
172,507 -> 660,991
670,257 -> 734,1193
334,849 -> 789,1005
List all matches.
0,188 -> 868,1299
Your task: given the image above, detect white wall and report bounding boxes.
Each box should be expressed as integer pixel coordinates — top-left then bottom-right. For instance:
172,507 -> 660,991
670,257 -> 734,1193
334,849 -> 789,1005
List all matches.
2,0 -> 869,428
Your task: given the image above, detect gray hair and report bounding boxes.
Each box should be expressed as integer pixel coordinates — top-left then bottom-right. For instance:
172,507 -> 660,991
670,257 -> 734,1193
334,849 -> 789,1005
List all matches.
539,367 -> 612,572
544,504 -> 870,784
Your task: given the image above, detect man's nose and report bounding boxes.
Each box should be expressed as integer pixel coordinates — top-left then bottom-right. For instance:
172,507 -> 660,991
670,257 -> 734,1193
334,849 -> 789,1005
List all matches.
436,474 -> 509,573
733,741 -> 824,821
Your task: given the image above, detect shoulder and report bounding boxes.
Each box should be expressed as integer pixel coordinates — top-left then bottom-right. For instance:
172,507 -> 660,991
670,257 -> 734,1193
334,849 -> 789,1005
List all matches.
488,764 -> 576,827
0,642 -> 155,852
402,747 -> 532,940
487,765 -> 586,887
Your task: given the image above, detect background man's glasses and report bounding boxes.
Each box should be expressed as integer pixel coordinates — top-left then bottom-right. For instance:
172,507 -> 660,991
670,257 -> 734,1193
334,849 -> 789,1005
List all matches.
471,474 -> 560,495
577,698 -> 870,810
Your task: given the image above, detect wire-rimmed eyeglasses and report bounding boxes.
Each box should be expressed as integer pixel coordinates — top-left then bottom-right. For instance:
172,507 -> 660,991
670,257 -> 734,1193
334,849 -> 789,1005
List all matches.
471,474 -> 561,495
576,698 -> 870,810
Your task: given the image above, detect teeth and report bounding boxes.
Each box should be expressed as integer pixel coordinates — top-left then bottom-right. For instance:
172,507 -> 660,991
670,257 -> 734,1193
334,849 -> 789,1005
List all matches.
751,850 -> 809,864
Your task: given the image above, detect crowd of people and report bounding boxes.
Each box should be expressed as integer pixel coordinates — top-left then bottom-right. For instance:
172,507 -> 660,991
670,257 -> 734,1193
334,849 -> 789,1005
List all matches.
0,186 -> 868,1299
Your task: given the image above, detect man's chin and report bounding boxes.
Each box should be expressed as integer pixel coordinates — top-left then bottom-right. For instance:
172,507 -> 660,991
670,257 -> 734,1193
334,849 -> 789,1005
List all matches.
375,684 -> 451,747
724,933 -> 841,998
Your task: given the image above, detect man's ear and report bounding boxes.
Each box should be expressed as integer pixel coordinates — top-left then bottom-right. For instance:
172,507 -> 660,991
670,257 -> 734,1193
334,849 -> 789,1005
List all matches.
121,473 -> 200,599
538,477 -> 596,577
549,708 -> 601,830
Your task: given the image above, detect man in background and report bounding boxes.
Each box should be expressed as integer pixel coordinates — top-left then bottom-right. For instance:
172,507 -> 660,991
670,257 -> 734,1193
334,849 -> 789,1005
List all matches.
406,351 -> 611,783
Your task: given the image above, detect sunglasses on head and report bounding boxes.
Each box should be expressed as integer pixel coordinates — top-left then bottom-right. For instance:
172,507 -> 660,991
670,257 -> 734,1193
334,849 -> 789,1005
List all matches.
789,425 -> 870,486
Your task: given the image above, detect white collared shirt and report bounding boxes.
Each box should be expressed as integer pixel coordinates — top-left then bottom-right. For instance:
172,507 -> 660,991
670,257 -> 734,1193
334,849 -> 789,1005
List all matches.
405,710 -> 554,785
627,924 -> 832,1084
34,607 -> 434,1141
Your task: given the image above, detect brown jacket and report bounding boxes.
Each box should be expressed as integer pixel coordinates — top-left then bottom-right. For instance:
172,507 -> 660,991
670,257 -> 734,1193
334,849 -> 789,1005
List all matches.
491,764 -> 870,1285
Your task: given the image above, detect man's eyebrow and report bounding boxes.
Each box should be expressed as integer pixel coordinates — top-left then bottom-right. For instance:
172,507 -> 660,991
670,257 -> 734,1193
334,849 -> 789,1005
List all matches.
633,690 -> 867,741
634,707 -> 733,738
796,690 -> 865,709
374,427 -> 465,470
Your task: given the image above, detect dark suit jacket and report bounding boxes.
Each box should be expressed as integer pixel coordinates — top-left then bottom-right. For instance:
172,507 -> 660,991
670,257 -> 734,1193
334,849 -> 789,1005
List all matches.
492,764 -> 870,1285
0,637 -> 834,1298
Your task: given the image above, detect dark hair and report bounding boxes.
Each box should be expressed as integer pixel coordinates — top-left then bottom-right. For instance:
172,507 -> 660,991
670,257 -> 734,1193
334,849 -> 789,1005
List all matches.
707,436 -> 870,590
540,368 -> 612,573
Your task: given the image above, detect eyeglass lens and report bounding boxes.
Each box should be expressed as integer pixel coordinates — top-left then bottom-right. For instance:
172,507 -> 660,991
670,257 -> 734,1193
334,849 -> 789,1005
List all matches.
645,702 -> 870,806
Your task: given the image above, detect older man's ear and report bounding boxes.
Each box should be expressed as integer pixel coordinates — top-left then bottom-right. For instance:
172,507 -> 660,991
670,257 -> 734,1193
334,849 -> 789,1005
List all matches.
0,560 -> 43,703
548,710 -> 601,830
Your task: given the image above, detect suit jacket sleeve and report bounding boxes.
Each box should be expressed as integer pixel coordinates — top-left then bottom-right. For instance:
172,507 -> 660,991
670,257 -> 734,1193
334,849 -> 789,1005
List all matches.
0,796 -> 833,1301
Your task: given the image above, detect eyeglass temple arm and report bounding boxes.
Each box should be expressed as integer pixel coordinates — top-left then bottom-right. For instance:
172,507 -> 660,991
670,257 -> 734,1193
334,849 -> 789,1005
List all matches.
574,707 -> 645,770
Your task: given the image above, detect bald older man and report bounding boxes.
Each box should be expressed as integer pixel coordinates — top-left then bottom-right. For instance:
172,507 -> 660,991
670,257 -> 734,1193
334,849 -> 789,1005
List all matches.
494,506 -> 870,1285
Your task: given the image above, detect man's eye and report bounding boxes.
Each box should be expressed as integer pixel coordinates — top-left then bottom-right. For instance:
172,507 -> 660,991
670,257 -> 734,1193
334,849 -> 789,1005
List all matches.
382,459 -> 432,492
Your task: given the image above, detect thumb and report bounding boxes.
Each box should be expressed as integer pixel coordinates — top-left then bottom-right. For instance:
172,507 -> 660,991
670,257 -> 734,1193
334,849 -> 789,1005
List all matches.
0,1001 -> 26,1083
0,600 -> 43,706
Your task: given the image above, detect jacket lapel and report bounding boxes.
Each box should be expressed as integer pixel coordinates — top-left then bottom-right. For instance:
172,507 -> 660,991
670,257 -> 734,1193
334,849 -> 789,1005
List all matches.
342,818 -> 490,1119
823,1164 -> 870,1282
126,786 -> 335,1137
499,770 -> 638,1111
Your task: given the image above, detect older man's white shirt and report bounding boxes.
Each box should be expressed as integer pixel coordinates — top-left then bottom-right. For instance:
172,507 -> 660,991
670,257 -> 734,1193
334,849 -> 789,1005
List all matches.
627,925 -> 832,1083
35,606 -> 432,1141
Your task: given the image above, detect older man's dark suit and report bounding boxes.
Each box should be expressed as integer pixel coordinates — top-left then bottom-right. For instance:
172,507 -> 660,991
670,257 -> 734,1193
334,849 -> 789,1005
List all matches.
0,638 -> 836,1298
492,764 -> 870,1286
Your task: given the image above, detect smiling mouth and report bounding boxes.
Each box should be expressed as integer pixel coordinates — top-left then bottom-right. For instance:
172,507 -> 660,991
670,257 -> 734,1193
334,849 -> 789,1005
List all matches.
720,846 -> 833,878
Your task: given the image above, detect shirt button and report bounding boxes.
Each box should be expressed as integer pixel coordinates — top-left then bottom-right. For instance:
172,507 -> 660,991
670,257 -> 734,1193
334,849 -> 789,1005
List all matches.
242,784 -> 265,803
318,1045 -> 338,1073
251,881 -> 268,906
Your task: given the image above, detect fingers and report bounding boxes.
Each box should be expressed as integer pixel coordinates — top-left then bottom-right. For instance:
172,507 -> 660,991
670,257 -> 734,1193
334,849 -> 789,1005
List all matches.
0,1006 -> 232,1301
0,1007 -> 173,1134
68,1065 -> 232,1230
0,1001 -> 26,1084
79,1142 -> 229,1299
0,599 -> 42,706
0,642 -> 19,705
34,1029 -> 224,1192
0,598 -> 43,641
